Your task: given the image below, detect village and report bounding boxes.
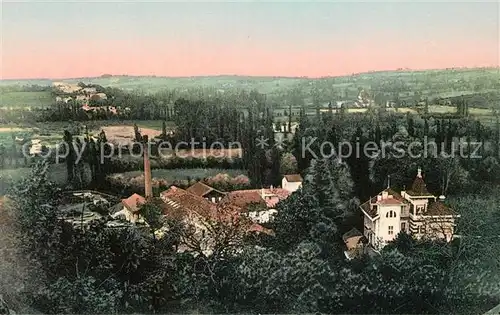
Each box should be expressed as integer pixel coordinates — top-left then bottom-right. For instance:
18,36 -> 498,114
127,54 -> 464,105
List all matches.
1,1 -> 499,313
58,136 -> 460,261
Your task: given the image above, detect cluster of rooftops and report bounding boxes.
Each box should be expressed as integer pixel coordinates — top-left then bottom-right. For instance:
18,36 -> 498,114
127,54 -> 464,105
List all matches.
112,174 -> 304,235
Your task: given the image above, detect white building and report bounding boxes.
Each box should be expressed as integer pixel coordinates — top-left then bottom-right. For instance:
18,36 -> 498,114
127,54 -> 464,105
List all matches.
360,168 -> 460,250
29,139 -> 43,156
282,174 -> 303,193
110,193 -> 146,224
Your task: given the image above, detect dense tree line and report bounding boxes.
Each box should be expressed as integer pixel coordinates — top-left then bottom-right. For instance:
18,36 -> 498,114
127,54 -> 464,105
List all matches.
287,105 -> 500,201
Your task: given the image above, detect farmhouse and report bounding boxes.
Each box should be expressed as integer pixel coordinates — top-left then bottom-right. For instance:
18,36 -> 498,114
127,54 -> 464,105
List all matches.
282,174 -> 303,193
110,193 -> 146,224
360,168 -> 460,250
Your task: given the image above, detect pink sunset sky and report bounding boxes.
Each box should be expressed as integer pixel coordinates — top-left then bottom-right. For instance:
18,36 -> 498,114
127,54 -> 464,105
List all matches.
1,1 -> 499,79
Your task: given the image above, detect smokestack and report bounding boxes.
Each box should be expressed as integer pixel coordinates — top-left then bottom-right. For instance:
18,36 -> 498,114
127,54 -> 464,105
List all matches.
143,135 -> 153,199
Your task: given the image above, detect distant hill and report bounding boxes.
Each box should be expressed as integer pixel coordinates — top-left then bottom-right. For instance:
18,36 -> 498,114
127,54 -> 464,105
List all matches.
1,68 -> 499,105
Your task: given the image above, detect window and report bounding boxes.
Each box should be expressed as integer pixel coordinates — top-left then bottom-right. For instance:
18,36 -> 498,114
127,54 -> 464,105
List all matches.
386,210 -> 397,218
420,225 -> 426,234
388,226 -> 394,235
401,222 -> 406,231
416,206 -> 424,215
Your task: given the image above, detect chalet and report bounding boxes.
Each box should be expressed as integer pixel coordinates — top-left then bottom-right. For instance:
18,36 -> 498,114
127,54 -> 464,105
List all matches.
282,174 -> 303,193
186,181 -> 226,203
360,168 -> 460,250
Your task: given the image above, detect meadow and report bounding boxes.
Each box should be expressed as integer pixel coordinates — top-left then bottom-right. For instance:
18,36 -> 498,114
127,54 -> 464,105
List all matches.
0,91 -> 53,108
0,163 -> 91,194
119,168 -> 245,179
0,120 -> 173,148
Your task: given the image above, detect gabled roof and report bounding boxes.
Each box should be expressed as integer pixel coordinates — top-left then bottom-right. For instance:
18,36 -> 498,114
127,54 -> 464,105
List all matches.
284,174 -> 303,183
342,227 -> 363,242
160,186 -> 216,219
121,193 -> 145,213
160,186 -> 273,235
219,190 -> 266,210
186,181 -> 225,197
219,188 -> 291,211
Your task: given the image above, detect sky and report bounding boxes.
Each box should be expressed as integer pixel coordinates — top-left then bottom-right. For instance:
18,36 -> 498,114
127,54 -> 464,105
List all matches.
1,1 -> 499,79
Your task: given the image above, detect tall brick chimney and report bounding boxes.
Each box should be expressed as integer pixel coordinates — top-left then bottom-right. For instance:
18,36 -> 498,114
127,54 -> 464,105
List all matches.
143,135 -> 153,199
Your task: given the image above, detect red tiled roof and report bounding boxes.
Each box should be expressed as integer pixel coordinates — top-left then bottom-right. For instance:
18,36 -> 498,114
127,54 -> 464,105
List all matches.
186,181 -> 225,197
219,190 -> 266,210
121,193 -> 146,213
359,188 -> 408,219
284,174 -> 303,183
160,186 -> 216,218
219,188 -> 291,211
160,186 -> 273,235
268,188 -> 291,200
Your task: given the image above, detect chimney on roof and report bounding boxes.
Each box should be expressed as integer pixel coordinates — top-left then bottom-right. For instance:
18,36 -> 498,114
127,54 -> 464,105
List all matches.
417,167 -> 422,178
381,190 -> 388,200
143,135 -> 152,199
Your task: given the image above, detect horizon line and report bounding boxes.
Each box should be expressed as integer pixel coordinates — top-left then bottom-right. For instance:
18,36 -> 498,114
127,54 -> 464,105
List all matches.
1,66 -> 499,82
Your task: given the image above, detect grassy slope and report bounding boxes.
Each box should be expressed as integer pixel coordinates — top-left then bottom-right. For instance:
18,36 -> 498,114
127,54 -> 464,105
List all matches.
0,91 -> 53,108
1,67 -> 498,94
0,163 -> 93,194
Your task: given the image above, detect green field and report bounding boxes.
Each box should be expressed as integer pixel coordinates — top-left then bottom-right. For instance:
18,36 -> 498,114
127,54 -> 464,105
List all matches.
0,91 -> 53,108
2,67 -> 498,100
0,163 -> 91,194
0,120 -> 168,147
114,168 -> 246,182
